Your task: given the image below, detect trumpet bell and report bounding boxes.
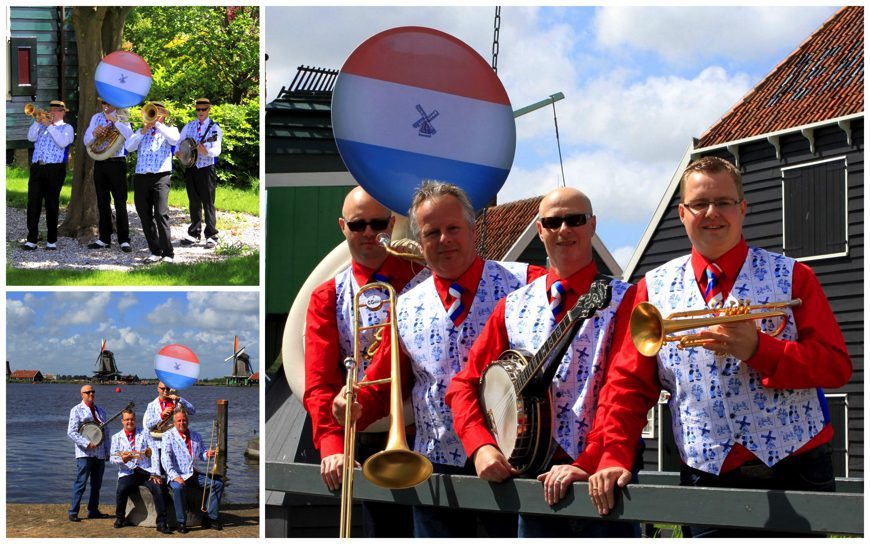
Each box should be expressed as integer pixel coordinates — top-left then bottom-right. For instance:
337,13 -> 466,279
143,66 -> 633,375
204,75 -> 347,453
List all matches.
362,448 -> 433,489
630,302 -> 666,357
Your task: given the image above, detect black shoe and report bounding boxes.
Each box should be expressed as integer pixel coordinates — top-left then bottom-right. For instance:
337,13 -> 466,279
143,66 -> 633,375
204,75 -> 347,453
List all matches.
68,514 -> 80,522
113,519 -> 124,529
87,242 -> 109,249
211,520 -> 223,531
201,517 -> 211,529
87,511 -> 110,519
177,523 -> 188,534
20,243 -> 37,251
120,243 -> 132,253
45,243 -> 57,251
156,523 -> 172,534
180,237 -> 198,246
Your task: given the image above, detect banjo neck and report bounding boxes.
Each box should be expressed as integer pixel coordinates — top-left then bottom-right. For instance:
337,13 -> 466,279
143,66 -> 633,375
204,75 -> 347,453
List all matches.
513,276 -> 612,394
99,401 -> 135,429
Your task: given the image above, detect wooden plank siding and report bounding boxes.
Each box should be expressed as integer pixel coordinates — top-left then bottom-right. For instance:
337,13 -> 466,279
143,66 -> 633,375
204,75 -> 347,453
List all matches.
629,118 -> 863,476
7,6 -> 79,150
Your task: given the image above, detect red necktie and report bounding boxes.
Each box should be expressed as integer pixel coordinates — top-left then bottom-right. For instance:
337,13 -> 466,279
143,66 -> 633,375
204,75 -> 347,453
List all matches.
89,405 -> 100,424
703,263 -> 724,306
183,432 -> 193,456
125,431 -> 136,450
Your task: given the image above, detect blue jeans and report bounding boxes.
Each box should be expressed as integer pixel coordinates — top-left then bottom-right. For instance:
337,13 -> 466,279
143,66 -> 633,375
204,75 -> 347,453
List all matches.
680,443 -> 835,538
412,462 -> 517,538
69,457 -> 105,516
169,472 -> 224,524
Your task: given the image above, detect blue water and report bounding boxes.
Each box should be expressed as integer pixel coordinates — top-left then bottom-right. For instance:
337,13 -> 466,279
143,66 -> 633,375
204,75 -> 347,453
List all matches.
6,383 -> 259,505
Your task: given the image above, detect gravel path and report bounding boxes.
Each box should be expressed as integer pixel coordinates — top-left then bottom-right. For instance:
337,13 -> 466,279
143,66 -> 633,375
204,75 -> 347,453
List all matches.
7,205 -> 260,271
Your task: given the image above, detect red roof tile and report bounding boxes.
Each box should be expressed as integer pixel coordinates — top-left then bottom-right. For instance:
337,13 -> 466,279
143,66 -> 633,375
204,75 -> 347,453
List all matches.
10,370 -> 40,379
698,7 -> 863,148
249,372 -> 260,381
475,196 -> 542,260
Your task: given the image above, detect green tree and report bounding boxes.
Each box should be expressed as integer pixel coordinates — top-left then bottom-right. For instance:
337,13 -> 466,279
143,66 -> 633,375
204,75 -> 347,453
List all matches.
124,6 -> 259,104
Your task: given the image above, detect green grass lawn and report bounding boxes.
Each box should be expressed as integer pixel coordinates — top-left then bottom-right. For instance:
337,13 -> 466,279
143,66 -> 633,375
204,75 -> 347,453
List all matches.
5,166 -> 259,215
6,252 -> 259,286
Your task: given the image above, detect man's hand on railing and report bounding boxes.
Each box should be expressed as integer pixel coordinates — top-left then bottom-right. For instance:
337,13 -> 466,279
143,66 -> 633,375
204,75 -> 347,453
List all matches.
589,466 -> 632,515
473,445 -> 519,483
332,385 -> 361,426
536,464 -> 589,506
320,452 -> 360,491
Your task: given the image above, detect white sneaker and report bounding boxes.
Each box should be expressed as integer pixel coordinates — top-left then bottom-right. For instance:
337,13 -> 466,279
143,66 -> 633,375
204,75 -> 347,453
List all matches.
45,242 -> 58,251
204,237 -> 218,249
145,254 -> 162,263
162,256 -> 175,264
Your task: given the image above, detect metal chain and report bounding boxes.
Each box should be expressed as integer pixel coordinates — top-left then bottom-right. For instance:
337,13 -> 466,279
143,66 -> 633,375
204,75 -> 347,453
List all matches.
491,6 -> 501,73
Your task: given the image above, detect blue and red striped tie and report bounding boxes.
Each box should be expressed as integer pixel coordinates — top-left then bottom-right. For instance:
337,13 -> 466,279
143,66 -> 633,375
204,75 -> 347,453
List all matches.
447,282 -> 465,326
703,263 -> 724,306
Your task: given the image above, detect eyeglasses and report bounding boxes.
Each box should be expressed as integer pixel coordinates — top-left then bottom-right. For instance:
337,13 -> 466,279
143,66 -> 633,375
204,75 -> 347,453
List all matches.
682,199 -> 742,214
83,391 -> 95,395
344,217 -> 390,232
158,387 -> 169,391
539,213 -> 592,230
196,107 -> 209,112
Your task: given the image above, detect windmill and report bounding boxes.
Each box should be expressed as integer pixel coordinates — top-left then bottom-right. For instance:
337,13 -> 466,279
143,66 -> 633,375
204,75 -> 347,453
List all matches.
93,339 -> 122,382
225,336 -> 253,385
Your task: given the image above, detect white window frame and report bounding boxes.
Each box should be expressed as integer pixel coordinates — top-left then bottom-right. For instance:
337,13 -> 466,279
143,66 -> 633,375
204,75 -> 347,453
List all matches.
781,156 -> 849,262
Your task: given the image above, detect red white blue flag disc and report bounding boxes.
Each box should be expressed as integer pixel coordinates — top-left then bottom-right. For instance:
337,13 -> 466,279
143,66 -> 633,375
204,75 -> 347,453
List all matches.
332,27 -> 516,213
95,51 -> 152,108
154,344 -> 199,390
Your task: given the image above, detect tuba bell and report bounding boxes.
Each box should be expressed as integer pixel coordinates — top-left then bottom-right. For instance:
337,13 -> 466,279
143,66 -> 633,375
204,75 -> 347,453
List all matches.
87,107 -> 129,161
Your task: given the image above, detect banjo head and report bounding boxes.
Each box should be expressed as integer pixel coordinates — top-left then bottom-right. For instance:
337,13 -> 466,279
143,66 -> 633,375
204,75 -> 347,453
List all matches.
177,138 -> 197,167
479,360 -> 521,457
79,422 -> 104,446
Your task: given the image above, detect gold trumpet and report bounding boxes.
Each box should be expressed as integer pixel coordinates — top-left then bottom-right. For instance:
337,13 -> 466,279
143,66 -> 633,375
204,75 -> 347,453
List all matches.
120,447 -> 153,460
339,282 -> 433,538
630,298 -> 802,356
141,102 -> 172,125
24,103 -> 50,123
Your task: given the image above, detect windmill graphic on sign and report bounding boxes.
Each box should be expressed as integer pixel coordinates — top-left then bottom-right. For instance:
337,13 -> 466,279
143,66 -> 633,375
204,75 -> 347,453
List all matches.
225,336 -> 253,385
412,104 -> 439,137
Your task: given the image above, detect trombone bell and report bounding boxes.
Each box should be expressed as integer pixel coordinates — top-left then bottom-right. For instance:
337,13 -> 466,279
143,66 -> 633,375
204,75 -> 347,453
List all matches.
363,448 -> 433,489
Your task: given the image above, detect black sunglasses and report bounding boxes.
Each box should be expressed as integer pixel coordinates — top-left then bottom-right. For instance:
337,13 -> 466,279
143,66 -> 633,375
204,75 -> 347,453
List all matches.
196,107 -> 209,112
540,213 -> 592,230
83,391 -> 95,395
345,218 -> 390,232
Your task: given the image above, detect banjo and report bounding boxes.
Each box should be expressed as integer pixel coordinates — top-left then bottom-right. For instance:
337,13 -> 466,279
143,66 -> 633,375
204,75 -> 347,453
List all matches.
478,277 -> 612,475
78,401 -> 135,447
176,121 -> 218,169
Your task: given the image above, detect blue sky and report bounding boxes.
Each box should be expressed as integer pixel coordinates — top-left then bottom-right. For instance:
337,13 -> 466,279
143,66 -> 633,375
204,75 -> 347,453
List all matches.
265,5 -> 839,268
6,292 -> 259,378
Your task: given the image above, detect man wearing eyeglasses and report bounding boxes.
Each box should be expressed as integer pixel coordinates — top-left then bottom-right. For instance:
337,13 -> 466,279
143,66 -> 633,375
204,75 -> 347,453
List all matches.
445,186 -> 640,537
303,186 -> 426,537
67,385 -> 110,522
22,100 -> 74,251
83,98 -> 134,253
333,181 -> 546,537
126,101 -> 180,264
144,382 -> 196,470
177,98 -> 223,249
579,156 -> 851,537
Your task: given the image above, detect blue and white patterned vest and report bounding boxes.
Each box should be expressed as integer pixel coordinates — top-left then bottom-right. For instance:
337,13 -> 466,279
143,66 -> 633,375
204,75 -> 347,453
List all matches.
646,247 -> 826,474
32,122 -> 71,163
132,128 -> 174,174
397,260 -> 528,466
504,276 -> 629,460
335,266 -> 430,380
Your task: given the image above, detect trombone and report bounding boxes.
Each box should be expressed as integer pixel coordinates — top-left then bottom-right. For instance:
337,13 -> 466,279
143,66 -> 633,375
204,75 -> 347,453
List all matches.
630,298 -> 802,356
201,419 -> 221,513
339,282 -> 433,538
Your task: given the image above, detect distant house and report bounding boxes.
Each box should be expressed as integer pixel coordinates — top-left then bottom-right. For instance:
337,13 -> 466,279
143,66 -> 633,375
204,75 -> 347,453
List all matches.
623,6 -> 863,477
9,370 -> 44,383
248,372 -> 260,385
6,6 -> 79,166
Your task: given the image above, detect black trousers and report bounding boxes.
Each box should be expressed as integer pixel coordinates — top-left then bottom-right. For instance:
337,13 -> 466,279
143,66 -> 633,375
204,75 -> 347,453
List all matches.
94,159 -> 129,244
134,172 -> 173,258
680,442 -> 835,537
356,432 -> 415,537
184,164 -> 218,240
116,470 -> 168,525
26,162 -> 66,244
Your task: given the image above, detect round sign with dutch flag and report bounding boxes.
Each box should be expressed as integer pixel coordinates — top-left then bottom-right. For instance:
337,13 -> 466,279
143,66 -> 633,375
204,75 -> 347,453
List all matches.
94,51 -> 152,108
332,27 -> 516,213
154,344 -> 200,390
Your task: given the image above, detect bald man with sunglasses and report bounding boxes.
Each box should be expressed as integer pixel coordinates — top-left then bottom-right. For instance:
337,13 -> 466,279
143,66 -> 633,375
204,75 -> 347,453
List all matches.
302,186 -> 427,537
445,187 -> 641,537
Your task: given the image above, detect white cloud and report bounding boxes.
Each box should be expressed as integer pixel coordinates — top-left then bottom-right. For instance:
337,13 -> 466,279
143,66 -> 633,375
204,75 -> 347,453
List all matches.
7,300 -> 36,326
57,292 -> 112,325
146,298 -> 182,326
117,294 -> 138,312
612,246 -> 637,270
595,6 -> 837,66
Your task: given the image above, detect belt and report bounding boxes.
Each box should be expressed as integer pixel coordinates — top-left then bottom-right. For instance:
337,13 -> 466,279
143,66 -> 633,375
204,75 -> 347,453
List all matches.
34,160 -> 60,166
98,157 -> 126,163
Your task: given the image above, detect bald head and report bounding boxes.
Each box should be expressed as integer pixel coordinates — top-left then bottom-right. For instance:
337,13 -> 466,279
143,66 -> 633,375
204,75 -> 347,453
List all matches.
536,187 -> 596,278
539,187 -> 592,218
339,186 -> 395,269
